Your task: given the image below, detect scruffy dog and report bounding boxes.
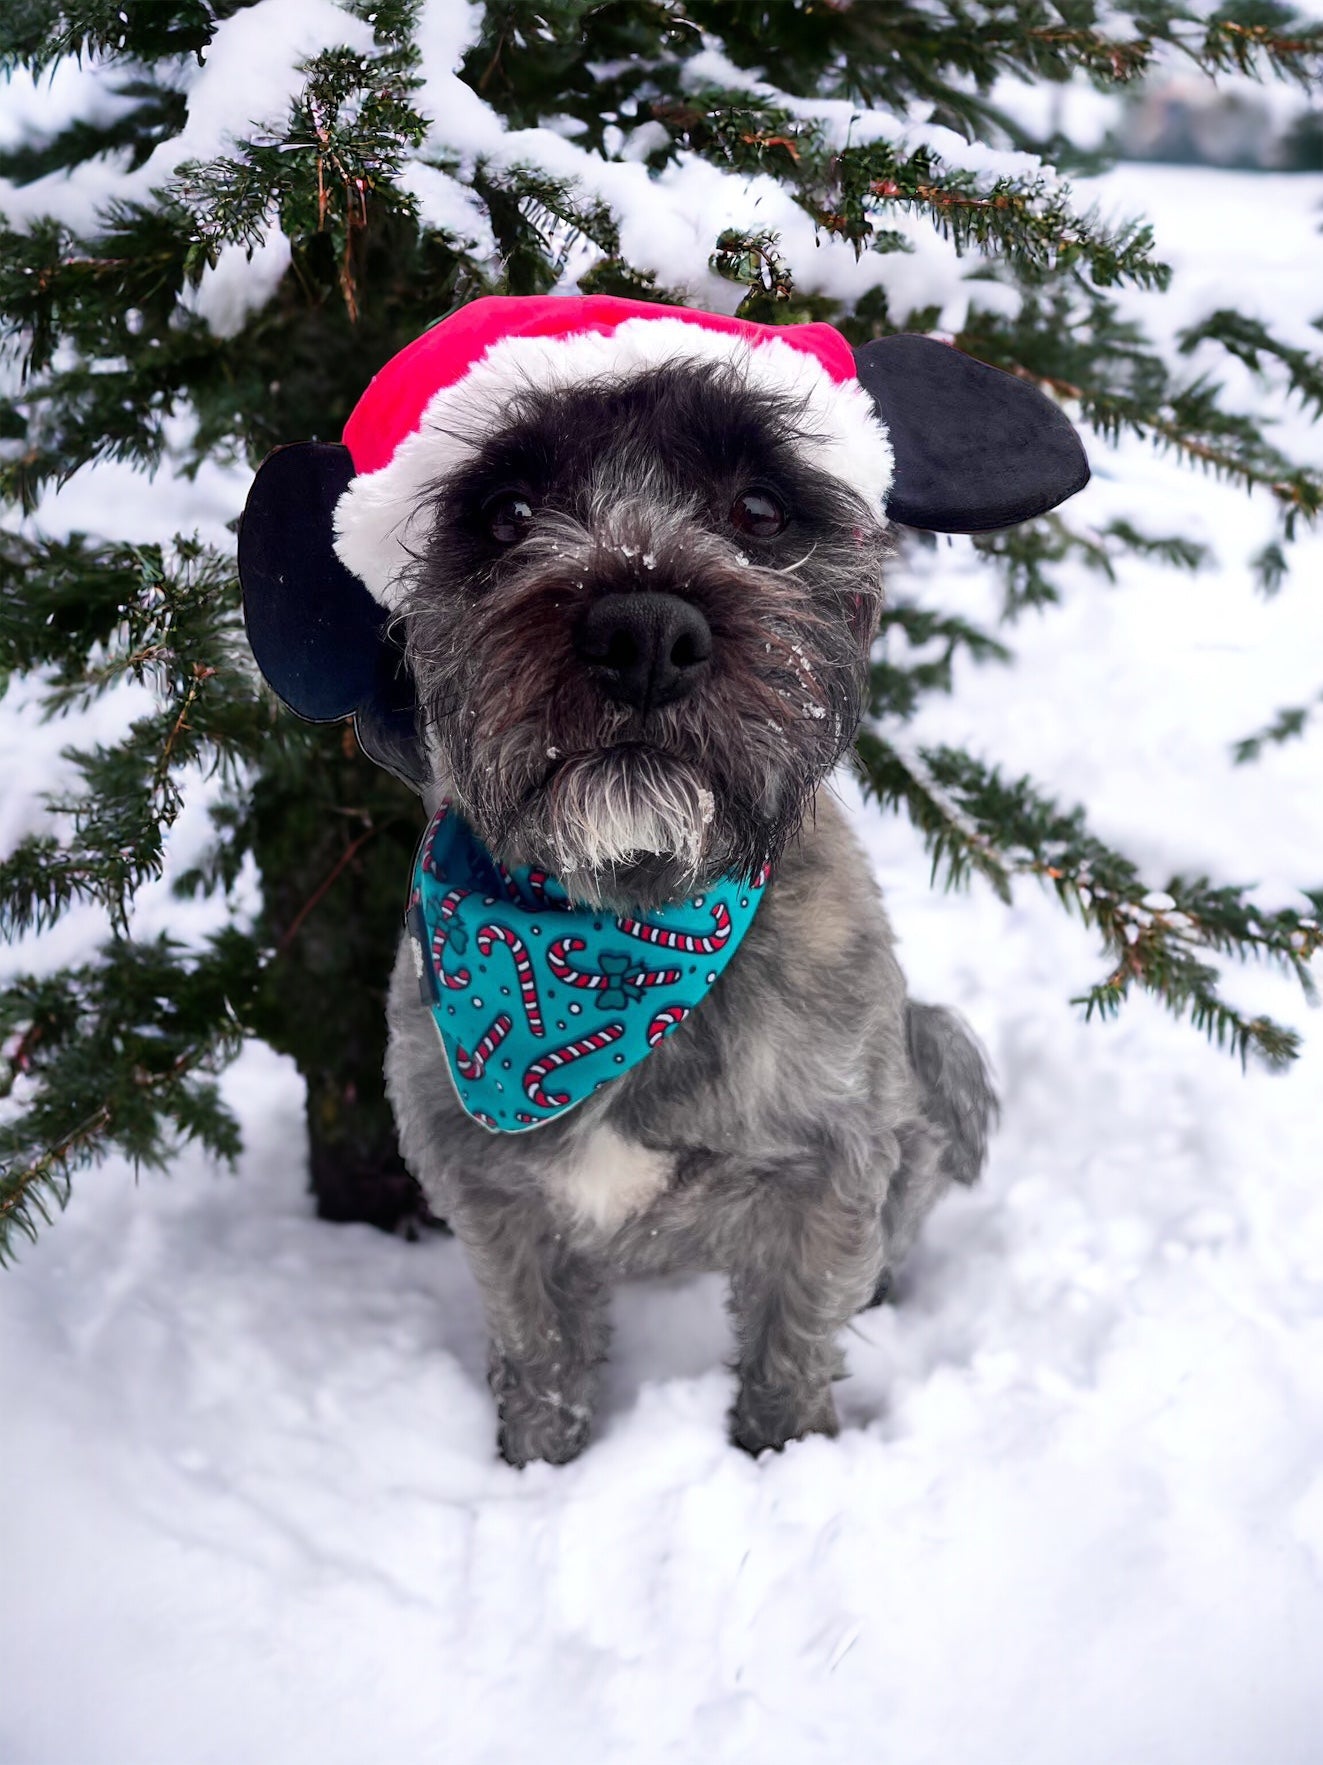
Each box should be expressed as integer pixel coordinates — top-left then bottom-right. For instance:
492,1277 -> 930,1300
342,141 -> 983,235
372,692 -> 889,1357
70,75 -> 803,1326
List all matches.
240,296 -> 1088,1464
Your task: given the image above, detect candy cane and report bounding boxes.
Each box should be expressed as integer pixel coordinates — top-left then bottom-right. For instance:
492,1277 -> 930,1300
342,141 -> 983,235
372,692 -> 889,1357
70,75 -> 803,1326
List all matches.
420,803 -> 449,875
523,1023 -> 625,1109
489,863 -> 565,909
646,1004 -> 691,1047
456,1012 -> 512,1081
614,900 -> 732,955
491,861 -> 524,903
471,1110 -> 500,1131
514,1111 -> 541,1125
431,888 -> 473,988
547,938 -> 681,993
476,923 -> 544,1037
524,869 -> 567,908
752,861 -> 772,889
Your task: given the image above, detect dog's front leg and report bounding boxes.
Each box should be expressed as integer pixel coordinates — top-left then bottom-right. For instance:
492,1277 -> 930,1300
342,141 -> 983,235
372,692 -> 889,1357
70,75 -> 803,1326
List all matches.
725,1161 -> 886,1456
450,1176 -> 608,1468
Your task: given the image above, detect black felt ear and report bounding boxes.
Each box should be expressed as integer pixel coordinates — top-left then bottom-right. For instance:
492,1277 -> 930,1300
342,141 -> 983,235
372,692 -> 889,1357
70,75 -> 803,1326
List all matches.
238,442 -> 424,790
854,335 -> 1090,533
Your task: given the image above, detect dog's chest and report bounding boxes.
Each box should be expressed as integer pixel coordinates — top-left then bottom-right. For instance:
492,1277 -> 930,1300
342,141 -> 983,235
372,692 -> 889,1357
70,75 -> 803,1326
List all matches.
539,1123 -> 674,1235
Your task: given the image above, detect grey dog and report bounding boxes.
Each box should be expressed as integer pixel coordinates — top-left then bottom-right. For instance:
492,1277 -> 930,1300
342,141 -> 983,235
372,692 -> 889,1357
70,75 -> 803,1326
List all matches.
385,365 -> 994,1467
239,308 -> 1087,1465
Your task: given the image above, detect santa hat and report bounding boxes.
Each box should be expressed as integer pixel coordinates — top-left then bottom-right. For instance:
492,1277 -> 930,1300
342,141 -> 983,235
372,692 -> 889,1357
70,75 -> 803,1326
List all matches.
331,294 -> 895,609
238,294 -> 1089,785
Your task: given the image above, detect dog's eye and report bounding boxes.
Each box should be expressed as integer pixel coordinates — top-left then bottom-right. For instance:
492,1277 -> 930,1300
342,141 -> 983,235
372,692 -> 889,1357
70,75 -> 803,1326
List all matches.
484,493 -> 535,545
730,489 -> 787,538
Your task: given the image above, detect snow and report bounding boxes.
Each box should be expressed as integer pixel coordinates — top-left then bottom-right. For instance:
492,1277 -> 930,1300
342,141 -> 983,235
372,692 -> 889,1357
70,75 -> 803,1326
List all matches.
683,44 -> 1055,179
4,18 -> 1323,1763
0,0 -> 378,233
183,228 -> 293,341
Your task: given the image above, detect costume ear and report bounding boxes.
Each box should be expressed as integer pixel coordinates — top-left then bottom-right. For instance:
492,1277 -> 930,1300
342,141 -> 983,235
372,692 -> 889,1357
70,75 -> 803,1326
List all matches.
854,335 -> 1090,533
238,442 -> 425,790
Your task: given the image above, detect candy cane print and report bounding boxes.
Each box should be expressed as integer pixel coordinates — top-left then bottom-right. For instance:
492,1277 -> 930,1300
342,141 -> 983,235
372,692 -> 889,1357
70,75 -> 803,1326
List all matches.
476,923 -> 544,1037
646,1004 -> 691,1047
523,1023 -> 625,1109
523,869 -> 568,909
456,1012 -> 513,1081
492,861 -> 524,903
420,802 -> 449,875
431,888 -> 473,988
491,864 -> 565,909
547,938 -> 681,993
471,1111 -> 500,1131
614,900 -> 732,955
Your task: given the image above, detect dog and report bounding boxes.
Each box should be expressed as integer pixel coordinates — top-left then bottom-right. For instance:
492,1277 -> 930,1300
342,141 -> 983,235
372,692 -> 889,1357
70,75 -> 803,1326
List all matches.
239,295 -> 1088,1463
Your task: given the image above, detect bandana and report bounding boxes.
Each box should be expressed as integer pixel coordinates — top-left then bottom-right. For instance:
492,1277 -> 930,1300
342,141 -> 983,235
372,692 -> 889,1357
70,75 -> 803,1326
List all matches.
405,803 -> 768,1133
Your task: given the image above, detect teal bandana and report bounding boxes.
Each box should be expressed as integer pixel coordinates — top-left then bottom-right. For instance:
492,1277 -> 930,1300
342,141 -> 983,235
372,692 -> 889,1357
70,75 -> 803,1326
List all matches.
405,802 -> 768,1133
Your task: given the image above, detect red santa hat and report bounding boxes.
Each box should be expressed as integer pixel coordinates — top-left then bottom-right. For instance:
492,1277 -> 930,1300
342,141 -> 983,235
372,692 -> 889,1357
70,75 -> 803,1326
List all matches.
331,294 -> 895,609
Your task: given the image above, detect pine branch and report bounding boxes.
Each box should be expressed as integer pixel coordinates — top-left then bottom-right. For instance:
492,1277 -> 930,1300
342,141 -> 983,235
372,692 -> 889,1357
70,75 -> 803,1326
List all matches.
0,77 -> 187,183
709,227 -> 797,304
472,161 -> 619,292
0,932 -> 258,1263
0,534 -> 262,935
960,296 -> 1323,538
671,94 -> 1172,293
972,513 -> 1209,617
1233,690 -> 1323,762
1195,6 -> 1323,87
853,734 -> 1322,1067
0,27 -> 440,506
172,40 -> 429,320
871,601 -> 1012,720
0,0 -> 229,71
1178,310 -> 1323,418
1251,540 -> 1290,595
852,730 -> 1015,901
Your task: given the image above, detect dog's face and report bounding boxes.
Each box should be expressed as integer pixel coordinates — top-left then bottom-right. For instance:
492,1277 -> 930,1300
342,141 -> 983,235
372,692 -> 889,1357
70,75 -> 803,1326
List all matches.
240,316 -> 1090,891
396,364 -> 887,908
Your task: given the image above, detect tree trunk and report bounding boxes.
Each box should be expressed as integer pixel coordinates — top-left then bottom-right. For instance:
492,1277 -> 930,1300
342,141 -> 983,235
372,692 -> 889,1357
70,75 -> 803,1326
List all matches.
249,724 -> 443,1235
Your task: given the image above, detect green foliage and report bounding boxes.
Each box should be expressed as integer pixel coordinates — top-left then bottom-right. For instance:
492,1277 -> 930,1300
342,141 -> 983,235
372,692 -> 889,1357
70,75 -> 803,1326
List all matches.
972,512 -> 1210,618
853,735 -> 1322,1068
173,37 -> 430,316
871,602 -> 1013,721
2,0 -> 1323,1257
0,0 -> 257,70
1179,308 -> 1323,417
961,290 -> 1323,533
0,534 -> 256,935
0,931 -> 259,1261
0,77 -> 187,183
1233,691 -> 1323,762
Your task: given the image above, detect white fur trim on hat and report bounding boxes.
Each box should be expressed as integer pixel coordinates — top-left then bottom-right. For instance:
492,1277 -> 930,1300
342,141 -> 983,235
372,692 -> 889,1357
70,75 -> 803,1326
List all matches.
333,316 -> 894,609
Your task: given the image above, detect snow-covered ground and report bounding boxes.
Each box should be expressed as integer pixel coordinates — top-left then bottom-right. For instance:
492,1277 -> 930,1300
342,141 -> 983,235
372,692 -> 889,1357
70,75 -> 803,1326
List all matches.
4,52 -> 1323,1765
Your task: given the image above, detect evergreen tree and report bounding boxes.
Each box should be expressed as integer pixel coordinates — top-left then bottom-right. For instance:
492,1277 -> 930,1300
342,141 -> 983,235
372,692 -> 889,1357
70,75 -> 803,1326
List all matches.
3,0 -> 1322,1259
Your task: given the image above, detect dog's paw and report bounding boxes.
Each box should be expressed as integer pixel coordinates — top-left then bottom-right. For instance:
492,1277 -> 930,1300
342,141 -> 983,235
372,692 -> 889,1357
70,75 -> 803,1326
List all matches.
490,1352 -> 594,1468
496,1396 -> 592,1468
729,1382 -> 839,1457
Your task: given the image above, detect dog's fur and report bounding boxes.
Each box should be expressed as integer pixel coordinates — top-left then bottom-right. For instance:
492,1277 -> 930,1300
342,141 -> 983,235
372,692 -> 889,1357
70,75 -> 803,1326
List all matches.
383,362 -> 995,1464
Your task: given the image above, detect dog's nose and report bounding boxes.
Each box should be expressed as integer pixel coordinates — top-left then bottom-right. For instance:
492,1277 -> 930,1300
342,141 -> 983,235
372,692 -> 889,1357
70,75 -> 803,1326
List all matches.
576,592 -> 712,712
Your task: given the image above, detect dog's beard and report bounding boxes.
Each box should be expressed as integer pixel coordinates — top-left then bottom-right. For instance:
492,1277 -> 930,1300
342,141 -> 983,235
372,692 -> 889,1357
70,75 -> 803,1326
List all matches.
430,680 -> 831,910
501,745 -> 717,907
